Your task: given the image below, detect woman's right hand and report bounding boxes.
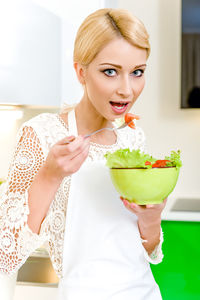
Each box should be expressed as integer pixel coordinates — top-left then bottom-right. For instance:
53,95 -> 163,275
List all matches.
42,135 -> 90,183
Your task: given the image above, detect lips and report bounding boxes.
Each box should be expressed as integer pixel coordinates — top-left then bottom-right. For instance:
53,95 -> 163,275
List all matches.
110,101 -> 130,114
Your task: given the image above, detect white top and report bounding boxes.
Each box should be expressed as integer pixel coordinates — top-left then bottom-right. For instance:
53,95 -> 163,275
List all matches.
0,109 -> 163,284
58,110 -> 162,299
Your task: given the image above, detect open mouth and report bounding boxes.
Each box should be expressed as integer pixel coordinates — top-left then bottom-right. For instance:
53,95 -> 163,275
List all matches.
110,101 -> 129,113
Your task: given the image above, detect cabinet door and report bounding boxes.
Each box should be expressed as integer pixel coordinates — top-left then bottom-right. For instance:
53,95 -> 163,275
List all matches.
0,273 -> 17,300
0,1 -> 61,107
13,285 -> 58,300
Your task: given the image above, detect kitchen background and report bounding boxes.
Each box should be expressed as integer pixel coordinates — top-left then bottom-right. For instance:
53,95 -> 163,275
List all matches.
0,0 -> 199,299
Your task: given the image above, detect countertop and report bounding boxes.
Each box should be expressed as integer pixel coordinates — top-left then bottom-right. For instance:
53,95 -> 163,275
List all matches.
161,197 -> 200,222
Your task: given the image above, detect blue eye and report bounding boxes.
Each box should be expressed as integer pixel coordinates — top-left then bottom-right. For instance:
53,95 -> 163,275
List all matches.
133,69 -> 144,77
103,69 -> 116,77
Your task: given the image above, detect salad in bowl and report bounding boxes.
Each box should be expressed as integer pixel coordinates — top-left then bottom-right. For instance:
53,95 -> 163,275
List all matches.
105,149 -> 182,205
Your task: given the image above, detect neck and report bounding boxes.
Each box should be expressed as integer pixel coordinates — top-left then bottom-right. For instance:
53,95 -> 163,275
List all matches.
75,99 -> 116,145
75,99 -> 109,134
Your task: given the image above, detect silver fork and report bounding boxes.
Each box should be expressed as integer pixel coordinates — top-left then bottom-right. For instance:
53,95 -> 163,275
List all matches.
64,120 -> 133,144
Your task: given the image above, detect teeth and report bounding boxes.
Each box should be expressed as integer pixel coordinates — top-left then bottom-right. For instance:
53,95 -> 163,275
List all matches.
113,104 -> 126,110
111,101 -> 128,105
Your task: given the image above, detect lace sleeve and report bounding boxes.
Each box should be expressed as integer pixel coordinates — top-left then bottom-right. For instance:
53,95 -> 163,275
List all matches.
142,226 -> 164,264
0,126 -> 49,276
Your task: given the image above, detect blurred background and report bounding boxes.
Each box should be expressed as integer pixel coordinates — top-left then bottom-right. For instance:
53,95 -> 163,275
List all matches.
0,0 -> 199,299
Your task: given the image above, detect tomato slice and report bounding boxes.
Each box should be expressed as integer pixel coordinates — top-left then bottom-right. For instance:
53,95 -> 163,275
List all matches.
124,113 -> 140,129
152,160 -> 171,168
145,161 -> 152,166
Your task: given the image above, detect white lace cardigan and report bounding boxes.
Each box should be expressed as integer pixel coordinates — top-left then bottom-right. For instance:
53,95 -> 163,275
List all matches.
0,113 -> 163,278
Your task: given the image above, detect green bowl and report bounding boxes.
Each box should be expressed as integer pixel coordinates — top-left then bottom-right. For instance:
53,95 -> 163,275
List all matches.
110,167 -> 180,205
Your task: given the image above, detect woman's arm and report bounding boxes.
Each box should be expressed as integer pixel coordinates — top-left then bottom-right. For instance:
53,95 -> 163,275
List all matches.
134,200 -> 166,255
120,197 -> 166,258
137,214 -> 162,255
0,126 -> 48,275
27,134 -> 90,234
0,125 -> 90,275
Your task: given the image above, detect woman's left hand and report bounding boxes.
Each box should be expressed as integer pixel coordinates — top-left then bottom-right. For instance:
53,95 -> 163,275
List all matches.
120,197 -> 167,254
120,197 -> 167,225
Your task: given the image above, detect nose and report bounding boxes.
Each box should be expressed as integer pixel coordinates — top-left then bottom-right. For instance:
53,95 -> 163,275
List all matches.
116,76 -> 132,98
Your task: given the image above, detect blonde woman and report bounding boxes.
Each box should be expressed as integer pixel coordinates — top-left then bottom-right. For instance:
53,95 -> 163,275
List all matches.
0,8 -> 165,299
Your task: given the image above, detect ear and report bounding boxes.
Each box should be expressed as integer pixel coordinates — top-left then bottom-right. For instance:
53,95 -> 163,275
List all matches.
74,62 -> 86,85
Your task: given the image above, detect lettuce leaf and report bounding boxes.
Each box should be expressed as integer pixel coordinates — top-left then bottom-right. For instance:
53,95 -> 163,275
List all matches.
165,150 -> 182,169
105,149 -> 156,168
105,149 -> 182,169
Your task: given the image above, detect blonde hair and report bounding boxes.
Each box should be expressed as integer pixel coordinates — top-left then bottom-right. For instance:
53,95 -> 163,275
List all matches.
73,8 -> 150,66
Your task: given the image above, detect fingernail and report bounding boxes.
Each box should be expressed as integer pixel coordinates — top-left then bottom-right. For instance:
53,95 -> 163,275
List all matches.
123,200 -> 129,206
68,136 -> 75,141
147,205 -> 154,208
130,202 -> 136,208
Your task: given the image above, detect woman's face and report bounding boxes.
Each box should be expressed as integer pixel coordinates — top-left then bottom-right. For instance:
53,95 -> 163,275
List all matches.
80,38 -> 147,121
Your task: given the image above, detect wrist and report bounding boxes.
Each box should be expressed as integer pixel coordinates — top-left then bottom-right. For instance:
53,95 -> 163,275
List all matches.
138,217 -> 161,230
40,164 -> 64,186
138,218 -> 161,243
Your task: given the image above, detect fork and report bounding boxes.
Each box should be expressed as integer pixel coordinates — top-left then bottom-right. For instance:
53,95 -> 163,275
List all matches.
64,120 -> 133,144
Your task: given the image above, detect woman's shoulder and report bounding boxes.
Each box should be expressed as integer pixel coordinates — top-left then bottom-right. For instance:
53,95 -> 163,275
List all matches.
17,113 -> 69,152
23,112 -> 59,128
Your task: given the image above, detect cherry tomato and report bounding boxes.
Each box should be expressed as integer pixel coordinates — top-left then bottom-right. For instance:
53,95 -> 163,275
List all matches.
124,113 -> 138,129
152,160 -> 171,168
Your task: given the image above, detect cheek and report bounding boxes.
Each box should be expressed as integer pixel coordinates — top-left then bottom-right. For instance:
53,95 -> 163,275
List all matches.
88,75 -> 112,98
135,79 -> 145,96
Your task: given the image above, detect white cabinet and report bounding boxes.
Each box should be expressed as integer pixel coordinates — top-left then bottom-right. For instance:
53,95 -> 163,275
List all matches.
13,285 -> 58,300
0,1 -> 61,107
0,274 -> 58,300
0,273 -> 17,300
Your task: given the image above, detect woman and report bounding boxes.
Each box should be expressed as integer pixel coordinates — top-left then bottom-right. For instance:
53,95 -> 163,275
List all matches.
0,8 -> 165,299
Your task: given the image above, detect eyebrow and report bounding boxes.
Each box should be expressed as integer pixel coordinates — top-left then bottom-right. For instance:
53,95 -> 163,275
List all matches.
99,63 -> 147,69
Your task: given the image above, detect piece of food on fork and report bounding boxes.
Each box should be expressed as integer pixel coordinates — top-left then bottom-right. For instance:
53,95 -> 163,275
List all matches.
114,113 -> 140,129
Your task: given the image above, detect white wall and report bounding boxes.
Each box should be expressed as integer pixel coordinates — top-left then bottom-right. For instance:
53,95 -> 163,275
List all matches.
117,0 -> 200,200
